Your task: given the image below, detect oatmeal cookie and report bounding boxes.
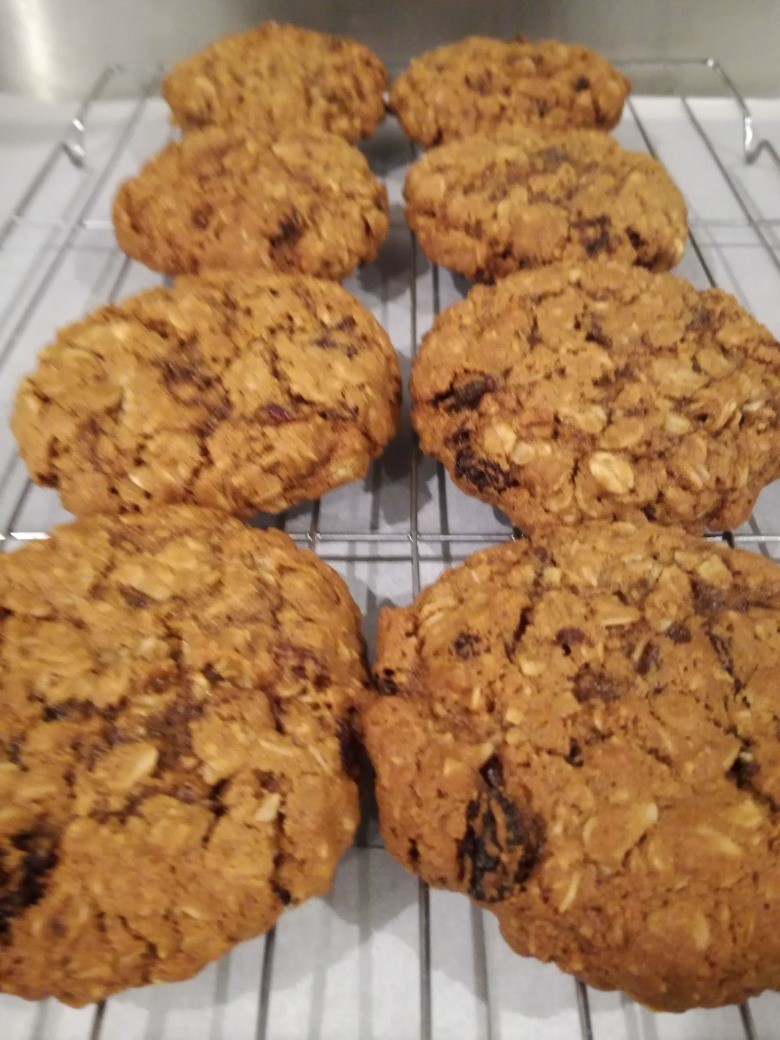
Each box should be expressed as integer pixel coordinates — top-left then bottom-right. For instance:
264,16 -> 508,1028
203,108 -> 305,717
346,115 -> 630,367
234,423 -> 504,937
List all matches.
12,272 -> 400,518
391,36 -> 630,147
0,505 -> 368,1006
411,262 -> 780,534
365,521 -> 780,1010
163,22 -> 386,142
404,129 -> 687,280
113,127 -> 389,280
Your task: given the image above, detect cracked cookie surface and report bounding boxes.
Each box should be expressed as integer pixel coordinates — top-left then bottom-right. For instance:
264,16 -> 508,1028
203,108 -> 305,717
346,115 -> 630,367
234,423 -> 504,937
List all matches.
162,22 -> 387,143
404,129 -> 687,280
12,271 -> 401,518
365,522 -> 780,1010
113,127 -> 389,280
411,262 -> 780,534
0,506 -> 368,1006
391,36 -> 630,147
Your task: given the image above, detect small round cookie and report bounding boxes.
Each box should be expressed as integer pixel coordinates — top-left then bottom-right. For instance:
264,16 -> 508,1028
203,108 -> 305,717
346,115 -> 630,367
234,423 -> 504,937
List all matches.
113,128 -> 389,280
365,521 -> 780,1010
404,129 -> 687,280
12,272 -> 401,518
391,36 -> 631,147
411,262 -> 780,534
0,506 -> 368,1006
163,22 -> 387,143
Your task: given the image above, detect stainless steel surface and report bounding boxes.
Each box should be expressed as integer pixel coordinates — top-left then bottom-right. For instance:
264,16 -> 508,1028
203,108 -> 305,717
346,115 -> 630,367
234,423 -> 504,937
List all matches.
1,58 -> 780,1040
2,0 -> 780,100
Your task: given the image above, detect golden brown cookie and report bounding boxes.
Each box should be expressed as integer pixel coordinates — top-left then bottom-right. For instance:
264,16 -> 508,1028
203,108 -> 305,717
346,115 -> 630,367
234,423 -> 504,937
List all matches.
404,129 -> 687,280
163,22 -> 387,142
0,505 -> 368,1006
113,127 -> 389,280
12,272 -> 400,518
391,36 -> 631,147
411,262 -> 780,534
365,521 -> 780,1010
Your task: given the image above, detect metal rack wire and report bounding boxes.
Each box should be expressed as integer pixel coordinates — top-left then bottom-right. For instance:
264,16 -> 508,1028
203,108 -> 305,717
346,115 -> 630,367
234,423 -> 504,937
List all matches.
1,58 -> 780,1040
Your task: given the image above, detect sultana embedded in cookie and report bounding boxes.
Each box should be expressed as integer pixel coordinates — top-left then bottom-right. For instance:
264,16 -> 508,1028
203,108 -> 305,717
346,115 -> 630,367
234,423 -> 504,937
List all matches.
112,127 -> 389,280
404,129 -> 687,280
0,505 -> 369,1006
391,36 -> 631,147
162,22 -> 387,143
12,271 -> 401,518
411,261 -> 780,534
365,521 -> 780,1010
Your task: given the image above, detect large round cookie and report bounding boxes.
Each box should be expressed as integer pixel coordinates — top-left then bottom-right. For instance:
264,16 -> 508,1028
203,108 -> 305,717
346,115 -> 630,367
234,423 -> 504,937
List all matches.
391,36 -> 631,147
163,22 -> 387,143
411,262 -> 780,534
113,128 -> 389,280
12,272 -> 401,518
0,506 -> 368,1006
365,521 -> 780,1010
404,129 -> 687,280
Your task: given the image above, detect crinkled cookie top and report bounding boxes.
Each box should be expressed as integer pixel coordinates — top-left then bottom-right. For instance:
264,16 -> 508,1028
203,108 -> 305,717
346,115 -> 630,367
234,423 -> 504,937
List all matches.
113,127 -> 389,280
163,22 -> 387,143
411,262 -> 780,534
392,36 -> 630,146
0,506 -> 367,1005
366,521 -> 780,1010
13,271 -> 400,518
404,128 -> 687,279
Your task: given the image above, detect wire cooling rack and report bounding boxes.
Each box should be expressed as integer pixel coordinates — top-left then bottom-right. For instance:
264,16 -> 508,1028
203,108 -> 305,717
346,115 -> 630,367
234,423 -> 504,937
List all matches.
1,58 -> 780,1040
